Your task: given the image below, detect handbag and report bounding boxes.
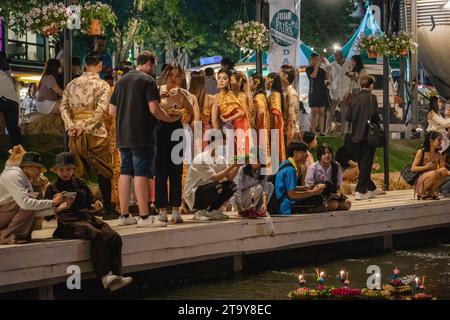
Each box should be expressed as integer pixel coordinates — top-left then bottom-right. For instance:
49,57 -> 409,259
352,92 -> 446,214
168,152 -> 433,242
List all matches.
366,93 -> 384,148
400,149 -> 425,186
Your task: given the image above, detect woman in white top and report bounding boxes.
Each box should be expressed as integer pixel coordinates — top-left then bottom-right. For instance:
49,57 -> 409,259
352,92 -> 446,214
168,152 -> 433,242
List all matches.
427,96 -> 450,153
346,55 -> 367,94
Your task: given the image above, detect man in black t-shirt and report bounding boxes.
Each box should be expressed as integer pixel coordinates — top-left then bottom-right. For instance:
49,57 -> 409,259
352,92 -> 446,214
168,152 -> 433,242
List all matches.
109,51 -> 178,228
306,53 -> 328,135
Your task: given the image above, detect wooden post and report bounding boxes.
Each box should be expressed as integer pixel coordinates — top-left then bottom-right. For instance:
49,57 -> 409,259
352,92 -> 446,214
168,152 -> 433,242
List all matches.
383,0 -> 391,190
410,0 -> 418,126
256,0 -> 263,75
37,285 -> 54,300
233,254 -> 243,273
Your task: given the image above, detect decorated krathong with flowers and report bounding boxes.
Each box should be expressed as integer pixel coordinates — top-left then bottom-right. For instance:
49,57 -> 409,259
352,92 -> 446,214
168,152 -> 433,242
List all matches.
288,267 -> 437,300
25,3 -> 69,37
81,1 -> 117,36
229,20 -> 270,52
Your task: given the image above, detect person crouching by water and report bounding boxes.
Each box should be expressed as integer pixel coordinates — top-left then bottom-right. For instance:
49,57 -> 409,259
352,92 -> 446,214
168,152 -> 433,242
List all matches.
412,131 -> 450,200
44,152 -> 132,291
232,148 -> 274,217
0,152 -> 67,244
305,144 -> 351,211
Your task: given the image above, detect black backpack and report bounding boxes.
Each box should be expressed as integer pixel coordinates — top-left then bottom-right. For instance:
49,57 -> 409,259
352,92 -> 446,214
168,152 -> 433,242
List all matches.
267,162 -> 294,214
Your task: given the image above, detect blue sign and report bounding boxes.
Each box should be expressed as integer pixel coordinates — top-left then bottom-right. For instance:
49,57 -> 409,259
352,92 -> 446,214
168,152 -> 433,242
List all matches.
200,56 -> 222,66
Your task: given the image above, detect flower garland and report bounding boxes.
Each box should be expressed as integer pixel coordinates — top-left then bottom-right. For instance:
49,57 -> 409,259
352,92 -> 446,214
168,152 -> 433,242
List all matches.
229,20 -> 269,52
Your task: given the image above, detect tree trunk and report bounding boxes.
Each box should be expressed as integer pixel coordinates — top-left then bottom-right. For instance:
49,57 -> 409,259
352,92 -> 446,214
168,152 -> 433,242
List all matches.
114,0 -> 145,63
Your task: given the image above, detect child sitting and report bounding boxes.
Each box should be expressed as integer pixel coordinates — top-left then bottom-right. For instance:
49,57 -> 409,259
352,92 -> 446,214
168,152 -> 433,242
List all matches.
44,152 -> 132,291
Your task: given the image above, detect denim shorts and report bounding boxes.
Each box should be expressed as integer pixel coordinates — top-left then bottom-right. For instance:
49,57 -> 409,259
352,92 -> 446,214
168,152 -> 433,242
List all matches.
120,146 -> 156,178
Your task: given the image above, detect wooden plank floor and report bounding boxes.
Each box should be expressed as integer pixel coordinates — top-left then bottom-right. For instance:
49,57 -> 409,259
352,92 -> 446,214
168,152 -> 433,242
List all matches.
1,190 -> 450,294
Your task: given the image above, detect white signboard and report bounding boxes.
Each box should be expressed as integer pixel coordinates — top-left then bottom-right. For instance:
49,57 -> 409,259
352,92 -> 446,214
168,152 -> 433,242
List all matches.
268,0 -> 301,72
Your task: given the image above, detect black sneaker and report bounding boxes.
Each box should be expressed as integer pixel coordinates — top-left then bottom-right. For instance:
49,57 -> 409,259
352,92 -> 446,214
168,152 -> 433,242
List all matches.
101,210 -> 121,221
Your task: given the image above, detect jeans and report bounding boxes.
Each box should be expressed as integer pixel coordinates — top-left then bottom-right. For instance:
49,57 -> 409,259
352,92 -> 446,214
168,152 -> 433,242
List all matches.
120,147 -> 156,178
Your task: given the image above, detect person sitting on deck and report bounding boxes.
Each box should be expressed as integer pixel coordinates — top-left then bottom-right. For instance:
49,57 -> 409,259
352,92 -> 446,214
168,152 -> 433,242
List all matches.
305,144 -> 351,211
0,151 -> 67,244
44,152 -> 132,291
412,131 -> 450,200
274,142 -> 326,215
184,132 -> 241,221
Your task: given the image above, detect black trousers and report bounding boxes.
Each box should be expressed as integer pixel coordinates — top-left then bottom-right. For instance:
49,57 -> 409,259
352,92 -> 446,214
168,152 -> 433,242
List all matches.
98,174 -> 112,212
155,121 -> 184,208
352,140 -> 377,193
0,96 -> 23,147
193,181 -> 237,211
54,212 -> 122,279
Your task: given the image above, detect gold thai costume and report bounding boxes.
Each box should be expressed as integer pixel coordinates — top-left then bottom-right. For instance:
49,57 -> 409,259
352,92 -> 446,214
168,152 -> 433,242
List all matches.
283,85 -> 301,145
60,72 -> 112,179
216,91 -> 250,152
253,93 -> 271,163
268,92 -> 286,163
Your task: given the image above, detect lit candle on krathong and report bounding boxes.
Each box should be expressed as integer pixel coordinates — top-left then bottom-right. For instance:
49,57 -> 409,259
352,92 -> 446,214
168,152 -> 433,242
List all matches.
319,272 -> 325,284
415,277 -> 420,290
344,272 -> 350,287
298,270 -> 306,287
420,276 -> 426,292
339,270 -> 345,283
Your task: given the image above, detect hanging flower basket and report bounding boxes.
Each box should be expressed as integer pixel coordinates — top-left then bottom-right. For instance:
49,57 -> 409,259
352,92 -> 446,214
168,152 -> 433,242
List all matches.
88,19 -> 102,36
25,3 -> 69,38
368,51 -> 379,59
81,2 -> 117,36
229,20 -> 269,52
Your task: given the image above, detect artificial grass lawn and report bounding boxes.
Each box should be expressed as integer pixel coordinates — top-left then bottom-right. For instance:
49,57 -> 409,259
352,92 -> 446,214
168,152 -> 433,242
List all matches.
1,134 -> 422,183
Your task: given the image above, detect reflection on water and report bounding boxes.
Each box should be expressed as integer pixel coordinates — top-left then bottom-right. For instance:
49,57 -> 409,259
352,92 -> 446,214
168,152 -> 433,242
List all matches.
128,244 -> 450,300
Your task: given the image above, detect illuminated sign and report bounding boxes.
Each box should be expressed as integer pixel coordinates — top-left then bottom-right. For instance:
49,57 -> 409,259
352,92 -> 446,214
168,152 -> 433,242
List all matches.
200,56 -> 222,66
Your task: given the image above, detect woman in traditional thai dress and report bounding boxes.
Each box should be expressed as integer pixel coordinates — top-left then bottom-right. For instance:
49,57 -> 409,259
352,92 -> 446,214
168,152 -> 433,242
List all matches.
249,73 -> 271,168
267,74 -> 286,163
189,70 -> 216,151
212,68 -> 250,154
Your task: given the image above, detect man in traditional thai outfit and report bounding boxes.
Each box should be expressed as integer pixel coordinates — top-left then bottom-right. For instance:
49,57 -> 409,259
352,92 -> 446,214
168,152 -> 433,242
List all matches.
60,53 -> 117,220
279,64 -> 301,145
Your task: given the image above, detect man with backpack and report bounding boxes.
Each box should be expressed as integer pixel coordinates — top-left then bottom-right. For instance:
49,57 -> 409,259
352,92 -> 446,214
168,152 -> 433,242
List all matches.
271,142 -> 325,215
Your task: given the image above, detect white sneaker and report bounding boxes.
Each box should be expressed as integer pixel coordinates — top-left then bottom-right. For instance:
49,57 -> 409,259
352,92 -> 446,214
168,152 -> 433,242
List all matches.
137,216 -> 167,228
102,272 -> 120,290
171,212 -> 184,223
192,210 -> 212,221
208,210 -> 229,220
110,276 -> 133,292
158,211 -> 168,223
355,192 -> 369,201
368,188 -> 386,198
117,214 -> 137,226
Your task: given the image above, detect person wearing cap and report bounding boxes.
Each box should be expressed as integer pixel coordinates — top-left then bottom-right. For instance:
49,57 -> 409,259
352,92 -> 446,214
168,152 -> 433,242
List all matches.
44,152 -> 132,291
0,152 -> 67,244
60,53 -> 117,220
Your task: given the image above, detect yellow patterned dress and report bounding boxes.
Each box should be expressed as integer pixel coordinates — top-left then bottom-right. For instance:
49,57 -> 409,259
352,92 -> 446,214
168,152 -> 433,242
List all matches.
268,92 -> 286,163
283,85 -> 301,145
253,93 -> 271,163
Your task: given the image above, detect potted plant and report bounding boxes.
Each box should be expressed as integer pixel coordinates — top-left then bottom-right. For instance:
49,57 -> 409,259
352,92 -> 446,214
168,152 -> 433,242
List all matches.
81,1 -> 117,36
387,32 -> 416,57
357,34 -> 383,58
25,3 -> 69,38
229,20 -> 270,52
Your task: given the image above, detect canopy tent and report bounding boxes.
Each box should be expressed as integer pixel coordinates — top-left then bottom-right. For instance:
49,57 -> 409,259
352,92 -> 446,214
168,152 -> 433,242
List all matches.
238,41 -> 316,67
328,6 -> 383,63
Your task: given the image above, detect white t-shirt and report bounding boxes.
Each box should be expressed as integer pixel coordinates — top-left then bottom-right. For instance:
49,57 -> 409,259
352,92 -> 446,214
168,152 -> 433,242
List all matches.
0,70 -> 19,103
329,60 -> 352,101
184,150 -> 227,210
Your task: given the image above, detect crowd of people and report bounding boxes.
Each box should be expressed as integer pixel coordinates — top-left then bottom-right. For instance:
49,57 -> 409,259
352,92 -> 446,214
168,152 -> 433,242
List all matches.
10,44 -> 450,292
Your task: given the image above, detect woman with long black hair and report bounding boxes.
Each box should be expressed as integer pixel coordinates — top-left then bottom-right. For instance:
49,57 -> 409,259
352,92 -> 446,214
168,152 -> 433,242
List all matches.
268,74 -> 286,163
346,54 -> 367,94
305,144 -> 351,211
36,59 -> 63,114
426,96 -> 450,153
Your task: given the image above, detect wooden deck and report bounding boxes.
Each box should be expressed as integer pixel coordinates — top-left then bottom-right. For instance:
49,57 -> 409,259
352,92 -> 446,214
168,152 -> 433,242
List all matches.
1,190 -> 450,296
